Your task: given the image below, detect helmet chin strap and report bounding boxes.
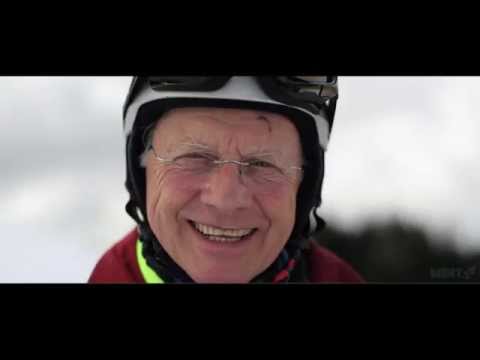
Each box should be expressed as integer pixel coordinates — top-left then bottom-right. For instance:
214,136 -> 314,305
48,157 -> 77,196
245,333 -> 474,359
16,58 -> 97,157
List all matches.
309,208 -> 319,234
309,207 -> 326,236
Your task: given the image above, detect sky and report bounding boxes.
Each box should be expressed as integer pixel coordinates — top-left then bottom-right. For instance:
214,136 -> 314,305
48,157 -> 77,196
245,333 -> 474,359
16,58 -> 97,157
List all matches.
1,76 -> 479,282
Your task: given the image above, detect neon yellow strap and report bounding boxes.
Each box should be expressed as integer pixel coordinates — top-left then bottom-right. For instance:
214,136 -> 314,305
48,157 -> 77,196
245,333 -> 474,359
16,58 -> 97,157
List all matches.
136,238 -> 165,284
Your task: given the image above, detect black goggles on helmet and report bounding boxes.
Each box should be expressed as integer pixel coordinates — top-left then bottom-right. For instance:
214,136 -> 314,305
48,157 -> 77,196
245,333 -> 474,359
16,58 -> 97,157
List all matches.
146,76 -> 336,91
123,76 -> 338,119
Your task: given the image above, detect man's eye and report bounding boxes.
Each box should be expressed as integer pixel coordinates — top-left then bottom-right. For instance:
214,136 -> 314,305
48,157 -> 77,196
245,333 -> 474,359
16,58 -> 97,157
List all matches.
249,160 -> 275,168
173,153 -> 215,169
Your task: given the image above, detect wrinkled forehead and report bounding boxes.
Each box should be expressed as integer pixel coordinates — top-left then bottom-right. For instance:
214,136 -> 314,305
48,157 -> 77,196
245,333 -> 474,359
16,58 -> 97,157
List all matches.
151,107 -> 302,156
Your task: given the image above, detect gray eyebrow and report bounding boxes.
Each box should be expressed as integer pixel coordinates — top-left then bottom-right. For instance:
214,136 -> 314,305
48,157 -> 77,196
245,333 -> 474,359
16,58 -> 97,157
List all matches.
177,144 -> 281,162
173,141 -> 288,165
242,151 -> 276,158
178,142 -> 212,150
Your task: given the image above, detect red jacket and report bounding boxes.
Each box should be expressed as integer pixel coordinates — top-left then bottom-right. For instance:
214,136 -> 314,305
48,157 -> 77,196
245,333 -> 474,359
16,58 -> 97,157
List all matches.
89,228 -> 365,283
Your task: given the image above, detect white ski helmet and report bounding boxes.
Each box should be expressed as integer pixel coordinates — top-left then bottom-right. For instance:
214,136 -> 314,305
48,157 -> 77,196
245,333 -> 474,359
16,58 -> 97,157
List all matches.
122,76 -> 338,244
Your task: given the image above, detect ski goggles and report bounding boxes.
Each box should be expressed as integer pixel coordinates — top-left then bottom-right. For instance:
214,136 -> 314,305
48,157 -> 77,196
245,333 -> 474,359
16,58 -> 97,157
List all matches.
124,76 -> 338,118
146,76 -> 336,92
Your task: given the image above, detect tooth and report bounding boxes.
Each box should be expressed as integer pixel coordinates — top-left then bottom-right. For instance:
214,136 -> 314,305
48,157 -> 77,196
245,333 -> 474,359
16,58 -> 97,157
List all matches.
194,222 -> 254,238
209,236 -> 238,243
212,228 -> 224,236
229,228 -> 249,237
211,236 -> 227,242
225,229 -> 237,237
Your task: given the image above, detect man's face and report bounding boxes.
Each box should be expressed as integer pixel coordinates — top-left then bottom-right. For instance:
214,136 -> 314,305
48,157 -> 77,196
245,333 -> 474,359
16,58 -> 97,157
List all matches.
144,107 -> 303,283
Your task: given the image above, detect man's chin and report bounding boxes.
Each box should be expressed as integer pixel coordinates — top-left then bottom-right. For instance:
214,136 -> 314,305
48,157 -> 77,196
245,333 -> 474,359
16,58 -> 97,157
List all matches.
187,266 -> 255,284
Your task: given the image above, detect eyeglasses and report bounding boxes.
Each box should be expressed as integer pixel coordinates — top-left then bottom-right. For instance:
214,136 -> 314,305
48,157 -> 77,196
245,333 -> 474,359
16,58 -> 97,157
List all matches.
148,145 -> 304,190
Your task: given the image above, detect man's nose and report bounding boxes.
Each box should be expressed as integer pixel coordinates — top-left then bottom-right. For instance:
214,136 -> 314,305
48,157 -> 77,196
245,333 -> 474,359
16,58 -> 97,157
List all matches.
200,162 -> 254,212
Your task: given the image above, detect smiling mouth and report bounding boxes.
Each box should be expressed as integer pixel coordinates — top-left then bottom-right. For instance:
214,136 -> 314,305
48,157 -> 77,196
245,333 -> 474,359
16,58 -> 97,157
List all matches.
188,220 -> 257,243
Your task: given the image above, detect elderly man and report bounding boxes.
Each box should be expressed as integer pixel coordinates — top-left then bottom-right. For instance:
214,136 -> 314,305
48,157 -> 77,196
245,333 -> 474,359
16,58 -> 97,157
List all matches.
89,77 -> 364,283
